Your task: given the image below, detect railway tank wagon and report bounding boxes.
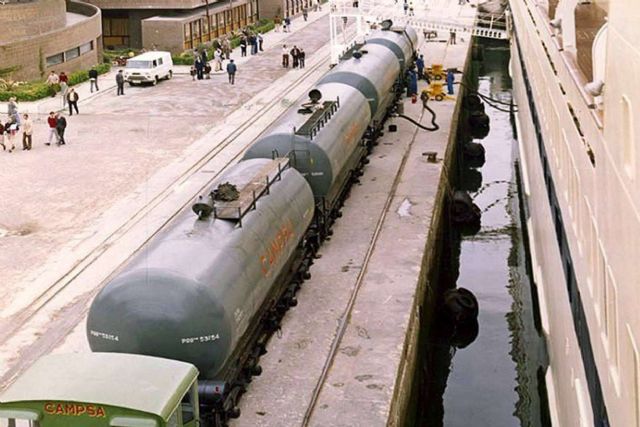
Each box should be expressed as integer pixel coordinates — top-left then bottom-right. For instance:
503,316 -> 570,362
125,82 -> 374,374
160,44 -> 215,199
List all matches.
243,26 -> 418,236
87,158 -> 315,383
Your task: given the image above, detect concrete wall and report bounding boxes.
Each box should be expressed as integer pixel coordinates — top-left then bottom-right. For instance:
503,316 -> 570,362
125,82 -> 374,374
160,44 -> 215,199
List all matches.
0,0 -> 66,44
141,19 -> 184,53
85,0 -> 207,10
0,0 -> 102,81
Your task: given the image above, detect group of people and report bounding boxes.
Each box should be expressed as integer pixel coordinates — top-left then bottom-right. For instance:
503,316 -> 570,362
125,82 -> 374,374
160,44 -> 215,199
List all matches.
239,32 -> 264,57
47,69 -> 102,115
281,45 -> 306,69
0,98 -> 34,152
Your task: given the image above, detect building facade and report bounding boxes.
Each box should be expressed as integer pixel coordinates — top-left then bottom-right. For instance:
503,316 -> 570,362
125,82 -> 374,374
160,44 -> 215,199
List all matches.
84,0 -> 261,53
0,0 -> 102,81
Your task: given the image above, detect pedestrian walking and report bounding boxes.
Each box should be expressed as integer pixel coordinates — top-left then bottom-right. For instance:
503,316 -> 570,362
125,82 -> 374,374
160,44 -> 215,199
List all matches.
290,45 -> 300,68
46,111 -> 57,146
116,70 -> 125,96
0,122 -> 5,152
60,80 -> 69,108
299,49 -> 306,68
7,97 -> 20,128
4,118 -> 17,153
409,2 -> 414,15
195,56 -> 205,80
416,54 -> 425,80
226,59 -> 237,85
449,30 -> 456,45
59,72 -> 68,84
223,38 -> 231,59
240,37 -> 247,57
55,113 -> 67,145
284,16 -> 291,32
282,45 -> 290,68
88,67 -> 99,92
403,1 -> 408,14
303,6 -> 308,21
258,33 -> 264,51
46,71 -> 59,97
201,49 -> 208,64
22,113 -> 33,151
446,69 -> 455,95
275,15 -> 282,32
67,88 -> 79,115
214,48 -> 223,71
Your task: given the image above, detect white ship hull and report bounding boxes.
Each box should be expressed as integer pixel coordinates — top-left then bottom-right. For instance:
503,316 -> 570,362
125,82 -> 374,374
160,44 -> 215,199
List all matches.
509,0 -> 640,426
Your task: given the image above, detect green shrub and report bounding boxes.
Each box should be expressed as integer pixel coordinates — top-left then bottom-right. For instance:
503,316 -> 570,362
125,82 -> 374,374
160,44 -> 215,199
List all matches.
0,63 -> 111,102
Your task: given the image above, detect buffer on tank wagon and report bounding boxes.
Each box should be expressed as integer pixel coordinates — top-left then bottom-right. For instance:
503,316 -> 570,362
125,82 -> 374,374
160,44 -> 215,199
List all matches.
0,353 -> 201,427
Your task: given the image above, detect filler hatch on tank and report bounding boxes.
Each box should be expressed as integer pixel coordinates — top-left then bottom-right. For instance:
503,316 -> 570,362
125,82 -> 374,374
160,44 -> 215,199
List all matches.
295,99 -> 340,140
192,157 -> 291,226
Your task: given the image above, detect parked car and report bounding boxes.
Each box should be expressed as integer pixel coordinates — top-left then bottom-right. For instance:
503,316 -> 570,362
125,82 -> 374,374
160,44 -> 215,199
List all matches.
124,51 -> 173,86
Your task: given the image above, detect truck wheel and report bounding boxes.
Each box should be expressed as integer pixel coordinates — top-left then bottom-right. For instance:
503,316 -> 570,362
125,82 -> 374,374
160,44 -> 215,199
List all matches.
152,76 -> 158,86
167,70 -> 173,80
128,81 -> 135,87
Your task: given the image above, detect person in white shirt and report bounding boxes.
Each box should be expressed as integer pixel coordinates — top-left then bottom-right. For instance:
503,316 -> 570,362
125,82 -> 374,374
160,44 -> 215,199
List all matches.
22,113 -> 33,150
46,71 -> 59,97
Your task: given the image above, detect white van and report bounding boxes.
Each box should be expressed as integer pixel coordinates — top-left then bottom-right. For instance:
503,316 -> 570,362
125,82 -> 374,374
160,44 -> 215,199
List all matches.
124,51 -> 173,86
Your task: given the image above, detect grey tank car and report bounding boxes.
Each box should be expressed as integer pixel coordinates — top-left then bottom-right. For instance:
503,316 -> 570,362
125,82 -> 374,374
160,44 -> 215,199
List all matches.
87,159 -> 314,379
243,26 -> 418,206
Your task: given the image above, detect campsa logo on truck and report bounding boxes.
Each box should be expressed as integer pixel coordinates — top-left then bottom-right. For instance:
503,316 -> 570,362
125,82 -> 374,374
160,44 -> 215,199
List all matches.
43,402 -> 107,418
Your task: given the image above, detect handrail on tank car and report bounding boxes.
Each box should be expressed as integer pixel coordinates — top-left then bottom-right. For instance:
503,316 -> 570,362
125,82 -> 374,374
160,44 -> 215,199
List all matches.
211,158 -> 291,227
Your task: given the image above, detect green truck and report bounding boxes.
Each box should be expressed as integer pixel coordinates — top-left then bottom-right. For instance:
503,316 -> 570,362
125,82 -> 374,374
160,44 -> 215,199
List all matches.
0,353 -> 202,427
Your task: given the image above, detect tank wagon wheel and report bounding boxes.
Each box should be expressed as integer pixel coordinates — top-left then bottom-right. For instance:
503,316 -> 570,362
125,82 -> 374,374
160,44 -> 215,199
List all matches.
434,74 -> 443,81
435,94 -> 445,102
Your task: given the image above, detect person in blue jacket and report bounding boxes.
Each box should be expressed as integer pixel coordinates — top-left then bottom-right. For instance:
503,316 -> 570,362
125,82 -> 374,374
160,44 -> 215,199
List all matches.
416,54 -> 425,80
446,69 -> 455,95
407,68 -> 418,97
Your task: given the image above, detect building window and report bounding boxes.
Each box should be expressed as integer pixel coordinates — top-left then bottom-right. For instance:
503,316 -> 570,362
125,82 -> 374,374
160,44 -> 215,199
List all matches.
79,41 -> 94,55
103,17 -> 130,47
46,53 -> 64,67
622,95 -> 636,180
65,47 -> 80,61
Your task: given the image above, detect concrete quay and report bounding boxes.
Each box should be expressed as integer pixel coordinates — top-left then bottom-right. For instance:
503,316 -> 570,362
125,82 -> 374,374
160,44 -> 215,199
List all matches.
234,4 -> 476,427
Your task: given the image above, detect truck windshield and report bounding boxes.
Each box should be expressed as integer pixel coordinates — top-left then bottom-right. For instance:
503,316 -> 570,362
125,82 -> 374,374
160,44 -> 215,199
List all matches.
126,60 -> 152,69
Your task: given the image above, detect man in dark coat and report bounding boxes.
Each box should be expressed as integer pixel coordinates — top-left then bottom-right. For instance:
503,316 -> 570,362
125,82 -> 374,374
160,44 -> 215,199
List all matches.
226,59 -> 237,85
88,67 -> 99,92
195,56 -> 204,80
290,46 -> 300,68
55,113 -> 67,145
116,70 -> 125,96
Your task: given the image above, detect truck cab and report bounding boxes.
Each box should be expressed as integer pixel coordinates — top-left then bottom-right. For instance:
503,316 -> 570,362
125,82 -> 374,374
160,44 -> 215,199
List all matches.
0,353 -> 200,427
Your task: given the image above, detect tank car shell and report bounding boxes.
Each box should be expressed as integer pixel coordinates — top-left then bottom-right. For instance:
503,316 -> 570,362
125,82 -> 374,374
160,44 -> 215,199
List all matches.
87,159 -> 315,379
367,27 -> 418,70
242,83 -> 371,201
318,44 -> 400,121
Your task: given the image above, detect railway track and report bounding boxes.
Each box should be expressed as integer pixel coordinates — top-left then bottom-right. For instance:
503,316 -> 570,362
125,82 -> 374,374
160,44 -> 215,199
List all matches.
0,48 -> 332,388
299,96 -> 428,426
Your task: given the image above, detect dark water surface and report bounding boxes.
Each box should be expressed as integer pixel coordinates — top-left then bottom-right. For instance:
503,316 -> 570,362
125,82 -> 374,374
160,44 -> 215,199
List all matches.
410,39 -> 550,427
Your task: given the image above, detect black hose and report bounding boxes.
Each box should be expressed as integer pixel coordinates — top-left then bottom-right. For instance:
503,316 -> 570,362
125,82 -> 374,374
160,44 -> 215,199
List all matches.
397,98 -> 439,131
455,79 -> 518,109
